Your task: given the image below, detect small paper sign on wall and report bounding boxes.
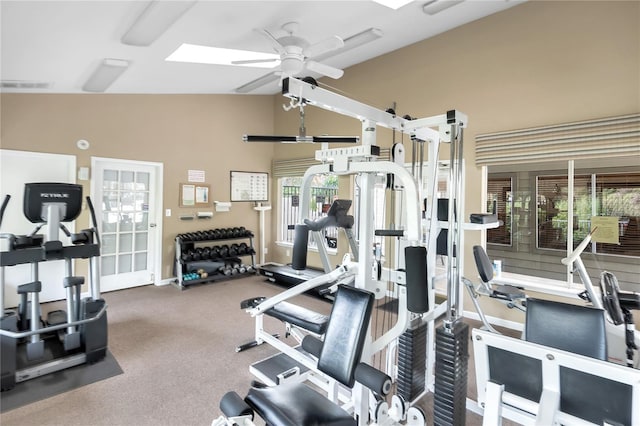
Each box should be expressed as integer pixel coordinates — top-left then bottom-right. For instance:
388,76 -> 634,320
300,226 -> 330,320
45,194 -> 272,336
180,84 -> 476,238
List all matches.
180,183 -> 210,207
590,216 -> 619,244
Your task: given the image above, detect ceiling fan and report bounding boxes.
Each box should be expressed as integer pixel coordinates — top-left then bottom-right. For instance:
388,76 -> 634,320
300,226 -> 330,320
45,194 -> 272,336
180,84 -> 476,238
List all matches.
234,22 -> 345,82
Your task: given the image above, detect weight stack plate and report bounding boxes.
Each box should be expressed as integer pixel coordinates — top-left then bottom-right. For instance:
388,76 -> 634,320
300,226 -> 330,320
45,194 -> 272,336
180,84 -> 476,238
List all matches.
396,322 -> 427,402
433,321 -> 469,426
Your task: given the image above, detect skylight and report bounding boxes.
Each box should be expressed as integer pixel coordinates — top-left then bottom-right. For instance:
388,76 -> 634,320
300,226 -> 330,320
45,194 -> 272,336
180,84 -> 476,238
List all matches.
371,0 -> 414,10
165,43 -> 280,68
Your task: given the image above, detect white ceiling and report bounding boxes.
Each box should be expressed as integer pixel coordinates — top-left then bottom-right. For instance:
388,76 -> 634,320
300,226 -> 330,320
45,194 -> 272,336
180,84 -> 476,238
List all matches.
0,0 -> 525,95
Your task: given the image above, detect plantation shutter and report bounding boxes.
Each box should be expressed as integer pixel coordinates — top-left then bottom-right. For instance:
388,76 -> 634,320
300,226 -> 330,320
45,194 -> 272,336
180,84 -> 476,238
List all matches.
475,113 -> 640,166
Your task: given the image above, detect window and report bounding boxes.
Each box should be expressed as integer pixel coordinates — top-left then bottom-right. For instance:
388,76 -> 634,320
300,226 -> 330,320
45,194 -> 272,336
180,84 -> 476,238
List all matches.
535,172 -> 640,256
277,175 -> 339,247
487,176 -> 513,246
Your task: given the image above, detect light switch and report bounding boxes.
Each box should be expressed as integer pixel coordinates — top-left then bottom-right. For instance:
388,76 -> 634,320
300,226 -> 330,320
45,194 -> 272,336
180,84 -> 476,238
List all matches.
165,209 -> 171,217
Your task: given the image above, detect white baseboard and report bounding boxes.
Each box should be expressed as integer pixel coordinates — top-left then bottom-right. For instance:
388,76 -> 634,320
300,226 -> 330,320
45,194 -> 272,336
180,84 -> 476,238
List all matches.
463,310 -> 524,332
157,278 -> 175,286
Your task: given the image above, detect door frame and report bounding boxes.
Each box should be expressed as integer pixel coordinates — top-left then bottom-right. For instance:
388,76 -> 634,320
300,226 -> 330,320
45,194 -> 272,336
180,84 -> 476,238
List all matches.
90,156 -> 164,286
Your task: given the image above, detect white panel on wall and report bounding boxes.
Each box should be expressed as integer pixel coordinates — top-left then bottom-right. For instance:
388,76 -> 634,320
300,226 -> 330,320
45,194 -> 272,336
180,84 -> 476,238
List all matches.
0,149 -> 76,307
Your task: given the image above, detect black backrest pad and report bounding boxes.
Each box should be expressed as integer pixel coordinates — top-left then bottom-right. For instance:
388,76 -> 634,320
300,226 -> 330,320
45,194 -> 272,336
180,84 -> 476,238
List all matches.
525,298 -> 607,361
473,245 -> 494,283
318,285 -> 374,387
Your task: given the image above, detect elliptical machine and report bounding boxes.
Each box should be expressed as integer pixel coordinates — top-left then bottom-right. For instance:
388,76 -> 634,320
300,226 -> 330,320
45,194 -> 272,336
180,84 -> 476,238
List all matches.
0,183 -> 108,391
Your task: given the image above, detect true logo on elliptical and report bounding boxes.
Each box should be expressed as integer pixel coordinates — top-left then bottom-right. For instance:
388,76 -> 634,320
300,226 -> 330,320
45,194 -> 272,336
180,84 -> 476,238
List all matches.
40,193 -> 70,198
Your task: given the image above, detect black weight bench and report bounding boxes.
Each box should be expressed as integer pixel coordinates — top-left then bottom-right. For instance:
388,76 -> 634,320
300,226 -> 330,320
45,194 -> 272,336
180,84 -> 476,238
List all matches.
218,285 -> 391,426
236,297 -> 329,352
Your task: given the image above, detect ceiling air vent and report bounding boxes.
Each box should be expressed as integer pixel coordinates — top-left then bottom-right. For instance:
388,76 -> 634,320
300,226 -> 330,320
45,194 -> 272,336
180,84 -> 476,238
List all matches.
1,80 -> 52,90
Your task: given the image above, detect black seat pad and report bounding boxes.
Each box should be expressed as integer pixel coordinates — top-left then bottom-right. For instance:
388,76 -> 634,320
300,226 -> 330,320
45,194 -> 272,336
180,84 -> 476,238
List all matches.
266,302 -> 329,335
492,284 -> 525,301
246,382 -> 356,426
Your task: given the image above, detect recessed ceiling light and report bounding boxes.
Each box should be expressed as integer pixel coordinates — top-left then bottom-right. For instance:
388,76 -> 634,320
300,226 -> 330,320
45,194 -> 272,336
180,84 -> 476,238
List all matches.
165,43 -> 280,68
372,0 -> 414,10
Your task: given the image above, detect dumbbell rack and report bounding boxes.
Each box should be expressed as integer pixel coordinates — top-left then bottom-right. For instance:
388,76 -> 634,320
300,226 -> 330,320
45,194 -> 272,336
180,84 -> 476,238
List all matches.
174,228 -> 256,289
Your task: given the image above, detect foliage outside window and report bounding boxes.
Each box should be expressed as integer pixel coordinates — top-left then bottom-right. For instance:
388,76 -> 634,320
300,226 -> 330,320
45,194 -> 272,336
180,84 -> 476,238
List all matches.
278,175 -> 339,247
536,172 -> 640,256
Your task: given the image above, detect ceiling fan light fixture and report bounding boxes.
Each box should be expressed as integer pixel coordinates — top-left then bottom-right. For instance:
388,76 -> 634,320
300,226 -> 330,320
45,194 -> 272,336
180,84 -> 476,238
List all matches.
121,0 -> 197,46
165,44 -> 280,68
422,0 -> 464,15
82,59 -> 130,93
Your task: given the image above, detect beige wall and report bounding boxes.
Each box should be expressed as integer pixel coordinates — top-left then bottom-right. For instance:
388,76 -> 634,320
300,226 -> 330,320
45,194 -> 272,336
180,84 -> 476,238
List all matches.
1,94 -> 275,281
269,1 -> 640,322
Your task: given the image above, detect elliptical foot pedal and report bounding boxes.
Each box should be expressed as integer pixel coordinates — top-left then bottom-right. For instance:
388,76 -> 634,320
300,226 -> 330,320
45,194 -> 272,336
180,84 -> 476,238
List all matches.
47,309 -> 66,326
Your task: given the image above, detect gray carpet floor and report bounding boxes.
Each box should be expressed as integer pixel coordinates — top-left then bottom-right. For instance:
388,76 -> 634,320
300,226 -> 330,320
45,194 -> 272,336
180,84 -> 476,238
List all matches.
0,275 -> 513,426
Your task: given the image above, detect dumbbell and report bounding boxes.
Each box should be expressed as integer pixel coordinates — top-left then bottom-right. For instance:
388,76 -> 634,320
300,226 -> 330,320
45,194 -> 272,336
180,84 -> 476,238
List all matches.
237,242 -> 248,255
229,244 -> 239,257
219,245 -> 229,258
191,248 -> 202,261
210,246 -> 220,259
218,266 -> 232,276
181,251 -> 193,262
201,247 -> 211,260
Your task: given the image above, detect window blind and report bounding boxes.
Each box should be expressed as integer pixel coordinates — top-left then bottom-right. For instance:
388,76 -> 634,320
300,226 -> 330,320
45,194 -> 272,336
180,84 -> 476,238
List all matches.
475,113 -> 640,166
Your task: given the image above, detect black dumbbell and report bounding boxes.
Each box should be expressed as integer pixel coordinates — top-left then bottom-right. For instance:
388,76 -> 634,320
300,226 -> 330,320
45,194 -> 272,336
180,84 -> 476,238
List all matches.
238,242 -> 248,255
201,247 -> 211,260
181,252 -> 192,262
210,246 -> 220,259
228,244 -> 238,257
219,245 -> 229,258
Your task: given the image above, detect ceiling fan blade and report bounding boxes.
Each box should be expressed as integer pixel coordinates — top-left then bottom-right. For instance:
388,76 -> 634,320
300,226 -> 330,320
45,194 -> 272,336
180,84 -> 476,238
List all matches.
231,58 -> 280,65
257,28 -> 286,55
303,35 -> 344,58
234,72 -> 280,94
305,60 -> 344,79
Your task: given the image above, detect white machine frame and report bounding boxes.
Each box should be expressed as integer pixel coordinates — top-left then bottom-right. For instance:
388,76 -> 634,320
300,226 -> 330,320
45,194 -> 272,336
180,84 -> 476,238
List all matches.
470,328 -> 640,426
235,77 -> 476,425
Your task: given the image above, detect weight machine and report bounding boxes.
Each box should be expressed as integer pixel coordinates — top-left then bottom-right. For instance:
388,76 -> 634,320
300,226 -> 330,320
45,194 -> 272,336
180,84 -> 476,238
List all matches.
216,77 -> 476,425
0,183 -> 107,391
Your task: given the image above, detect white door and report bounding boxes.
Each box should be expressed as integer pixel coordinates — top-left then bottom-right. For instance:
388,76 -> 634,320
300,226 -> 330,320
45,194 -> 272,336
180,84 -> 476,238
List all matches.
92,158 -> 162,292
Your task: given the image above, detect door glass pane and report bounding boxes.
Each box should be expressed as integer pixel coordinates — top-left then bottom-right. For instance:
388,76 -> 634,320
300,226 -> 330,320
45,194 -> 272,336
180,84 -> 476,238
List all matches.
135,212 -> 148,231
120,171 -> 135,190
136,172 -> 150,191
118,254 -> 132,273
102,255 -> 116,276
102,234 -> 116,255
103,192 -> 119,212
119,233 -> 133,253
119,192 -> 135,212
136,192 -> 149,211
102,212 -> 117,232
134,252 -> 147,271
103,170 -> 118,190
120,213 -> 134,232
135,232 -> 148,251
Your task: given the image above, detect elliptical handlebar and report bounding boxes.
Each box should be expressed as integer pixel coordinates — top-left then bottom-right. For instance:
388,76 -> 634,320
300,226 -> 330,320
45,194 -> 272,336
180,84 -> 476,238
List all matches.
0,194 -> 10,229
85,196 -> 101,246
